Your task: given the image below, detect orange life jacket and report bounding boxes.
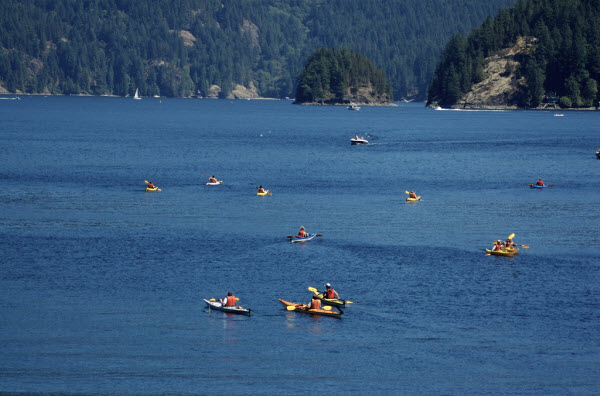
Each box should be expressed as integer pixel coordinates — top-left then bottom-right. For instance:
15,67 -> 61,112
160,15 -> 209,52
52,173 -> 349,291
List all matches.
325,288 -> 336,299
409,193 -> 416,198
225,295 -> 236,307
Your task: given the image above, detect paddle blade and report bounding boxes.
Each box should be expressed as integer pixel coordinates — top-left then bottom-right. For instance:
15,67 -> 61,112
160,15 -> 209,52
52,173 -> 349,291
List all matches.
508,233 -> 515,240
316,234 -> 323,237
308,287 -> 318,293
144,180 -> 149,184
235,297 -> 239,302
521,244 -> 529,248
286,305 -> 296,311
345,301 -> 355,304
323,306 -> 332,311
157,188 -> 162,191
405,191 -> 410,194
286,236 -> 293,239
209,298 -> 216,302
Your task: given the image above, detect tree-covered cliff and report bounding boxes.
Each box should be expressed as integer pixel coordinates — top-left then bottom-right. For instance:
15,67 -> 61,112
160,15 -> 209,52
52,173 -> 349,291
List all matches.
427,0 -> 600,108
0,0 -> 515,99
294,48 -> 392,104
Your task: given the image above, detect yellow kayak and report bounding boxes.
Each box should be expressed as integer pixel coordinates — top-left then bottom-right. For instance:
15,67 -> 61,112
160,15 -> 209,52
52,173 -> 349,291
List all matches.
406,196 -> 421,202
145,186 -> 159,192
485,249 -> 516,257
256,190 -> 271,196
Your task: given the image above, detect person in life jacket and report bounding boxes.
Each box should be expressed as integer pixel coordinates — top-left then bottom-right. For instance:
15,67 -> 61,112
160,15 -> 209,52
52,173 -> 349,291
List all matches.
492,240 -> 503,251
147,181 -> 154,189
409,191 -> 417,199
536,178 -> 544,186
308,294 -> 321,310
220,291 -> 237,307
505,238 -> 514,248
257,186 -> 265,193
298,226 -> 308,237
324,283 -> 340,299
209,175 -> 218,183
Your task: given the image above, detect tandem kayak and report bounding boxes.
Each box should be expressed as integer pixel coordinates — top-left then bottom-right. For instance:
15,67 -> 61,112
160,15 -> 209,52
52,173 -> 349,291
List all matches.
256,190 -> 271,196
278,299 -> 342,318
485,249 -> 516,257
288,233 -> 317,243
204,299 -> 251,316
145,186 -> 159,192
406,196 -> 421,202
206,181 -> 223,186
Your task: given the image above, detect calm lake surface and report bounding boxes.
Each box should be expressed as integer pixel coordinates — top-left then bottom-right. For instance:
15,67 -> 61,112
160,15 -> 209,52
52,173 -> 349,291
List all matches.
1,96 -> 599,394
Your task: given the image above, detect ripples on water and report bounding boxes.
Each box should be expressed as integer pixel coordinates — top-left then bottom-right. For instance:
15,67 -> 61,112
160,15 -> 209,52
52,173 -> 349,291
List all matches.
0,97 -> 598,394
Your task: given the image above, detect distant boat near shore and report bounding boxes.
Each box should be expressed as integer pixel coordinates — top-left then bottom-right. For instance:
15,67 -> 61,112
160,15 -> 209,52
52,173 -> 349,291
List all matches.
133,89 -> 141,100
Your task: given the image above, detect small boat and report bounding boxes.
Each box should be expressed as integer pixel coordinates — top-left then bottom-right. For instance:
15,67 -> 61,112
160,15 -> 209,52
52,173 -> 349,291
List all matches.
145,186 -> 159,192
133,88 -> 141,100
206,181 -> 223,186
278,299 -> 342,318
485,249 -> 516,257
406,196 -> 421,202
529,184 -> 550,189
256,190 -> 271,196
204,299 -> 251,316
554,113 -> 564,117
347,103 -> 360,111
288,233 -> 317,243
350,136 -> 369,145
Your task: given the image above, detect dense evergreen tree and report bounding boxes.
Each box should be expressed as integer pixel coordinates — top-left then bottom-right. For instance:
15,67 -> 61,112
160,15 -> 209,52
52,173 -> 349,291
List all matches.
295,48 -> 392,104
427,0 -> 600,108
0,0 -> 514,99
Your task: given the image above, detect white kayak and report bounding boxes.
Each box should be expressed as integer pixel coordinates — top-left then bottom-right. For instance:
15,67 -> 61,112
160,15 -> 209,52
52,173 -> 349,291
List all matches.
206,181 -> 223,186
204,299 -> 251,316
289,233 -> 318,243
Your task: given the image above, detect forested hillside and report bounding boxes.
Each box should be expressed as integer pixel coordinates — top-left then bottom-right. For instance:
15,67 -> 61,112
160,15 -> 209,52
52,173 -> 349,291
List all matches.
427,0 -> 600,108
295,48 -> 392,104
0,0 -> 515,99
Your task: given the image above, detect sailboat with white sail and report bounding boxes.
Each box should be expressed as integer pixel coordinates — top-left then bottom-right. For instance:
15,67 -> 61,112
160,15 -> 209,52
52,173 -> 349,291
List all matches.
133,88 -> 141,100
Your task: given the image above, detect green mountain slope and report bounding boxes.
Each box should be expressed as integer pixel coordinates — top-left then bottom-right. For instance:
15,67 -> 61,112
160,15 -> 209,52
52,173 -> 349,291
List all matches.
427,0 -> 600,108
0,0 -> 515,99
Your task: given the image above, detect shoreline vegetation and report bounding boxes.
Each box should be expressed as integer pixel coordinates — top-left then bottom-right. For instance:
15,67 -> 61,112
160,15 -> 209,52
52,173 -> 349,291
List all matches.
427,0 -> 600,111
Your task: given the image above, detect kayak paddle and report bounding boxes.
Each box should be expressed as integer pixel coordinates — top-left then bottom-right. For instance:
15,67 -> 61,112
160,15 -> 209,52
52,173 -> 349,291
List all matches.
286,305 -> 296,311
508,233 -> 515,240
308,286 -> 318,294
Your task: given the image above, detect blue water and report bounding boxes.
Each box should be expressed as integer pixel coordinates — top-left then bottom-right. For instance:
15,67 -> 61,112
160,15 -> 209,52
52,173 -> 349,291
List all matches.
1,97 -> 599,394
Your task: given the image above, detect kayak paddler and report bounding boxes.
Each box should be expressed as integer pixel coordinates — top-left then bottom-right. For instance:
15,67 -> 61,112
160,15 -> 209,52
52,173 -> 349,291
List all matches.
505,237 -> 515,248
220,291 -> 237,307
308,294 -> 321,310
147,181 -> 155,189
298,226 -> 308,238
409,191 -> 417,199
209,175 -> 218,183
492,240 -> 503,252
257,185 -> 265,193
536,178 -> 544,186
324,283 -> 340,299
